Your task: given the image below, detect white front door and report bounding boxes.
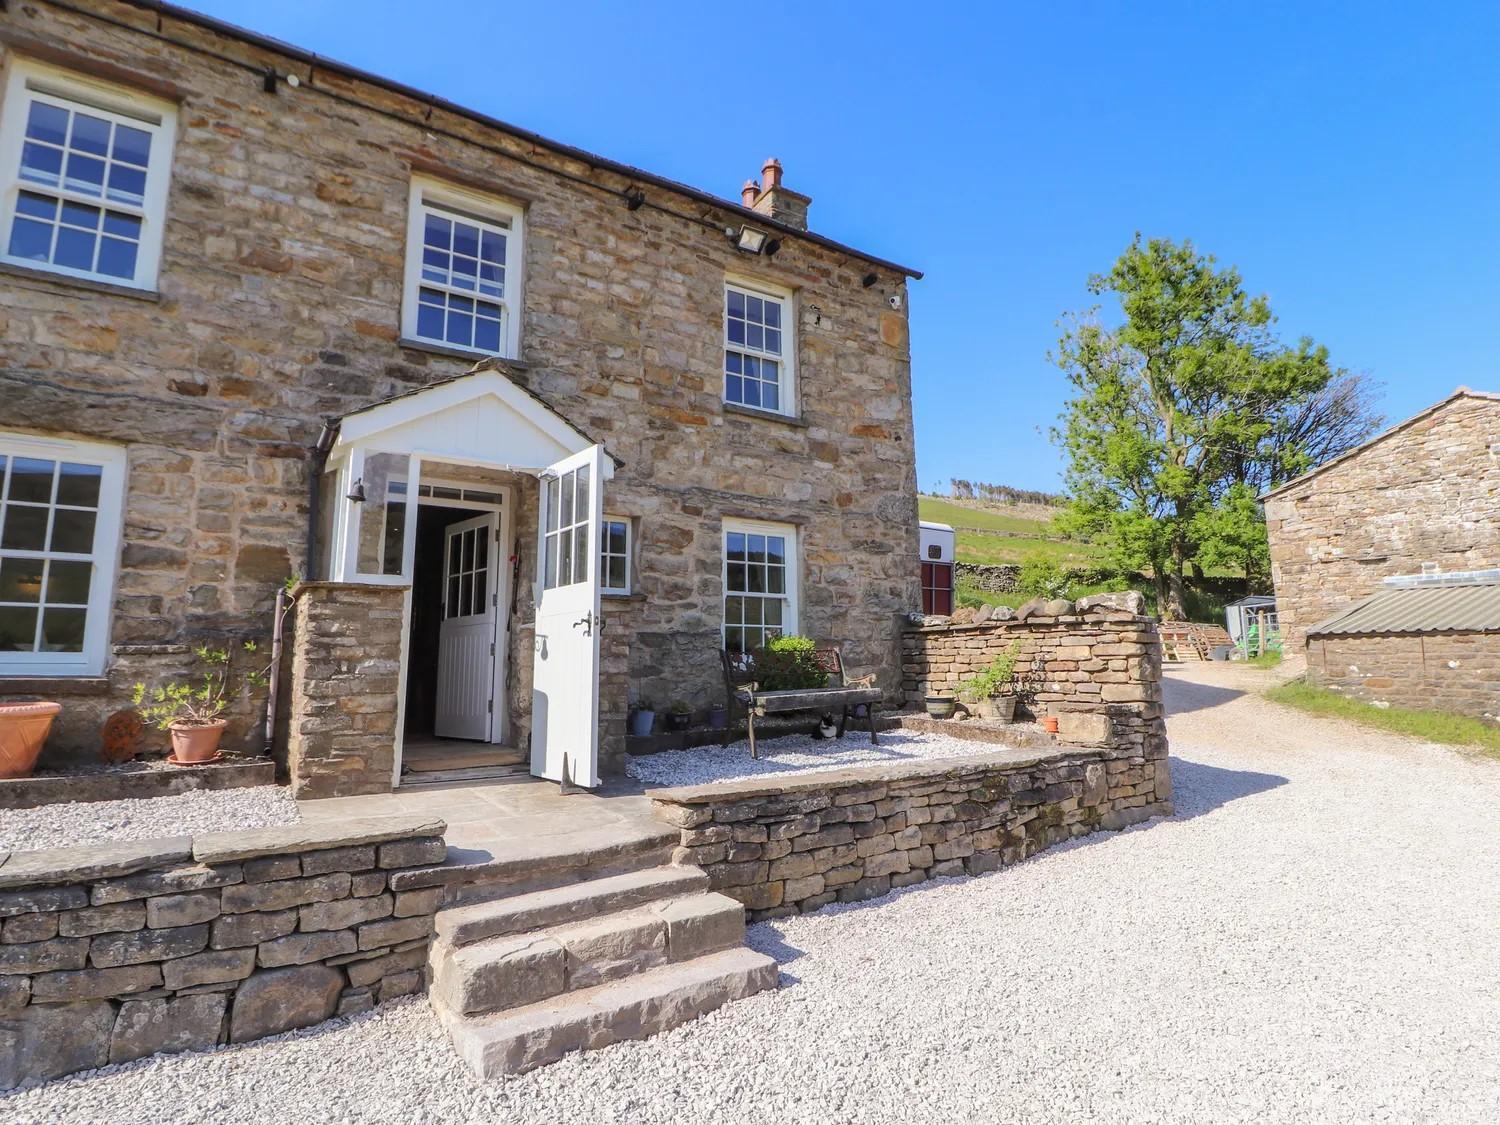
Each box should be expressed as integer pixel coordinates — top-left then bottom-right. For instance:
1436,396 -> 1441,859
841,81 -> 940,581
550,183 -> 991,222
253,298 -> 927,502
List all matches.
530,444 -> 604,786
434,513 -> 499,741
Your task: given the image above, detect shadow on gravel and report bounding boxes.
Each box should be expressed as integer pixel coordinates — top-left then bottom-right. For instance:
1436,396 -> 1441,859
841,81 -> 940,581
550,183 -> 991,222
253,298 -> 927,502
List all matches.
1161,675 -> 1244,716
1168,756 -> 1288,819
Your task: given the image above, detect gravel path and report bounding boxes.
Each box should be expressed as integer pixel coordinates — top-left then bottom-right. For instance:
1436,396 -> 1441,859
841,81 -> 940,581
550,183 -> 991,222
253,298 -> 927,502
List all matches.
7,662 -> 1499,1123
626,728 -> 1032,787
0,786 -> 300,851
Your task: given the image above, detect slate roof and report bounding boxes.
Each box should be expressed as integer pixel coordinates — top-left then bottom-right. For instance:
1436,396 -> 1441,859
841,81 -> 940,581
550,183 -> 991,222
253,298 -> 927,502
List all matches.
1307,581 -> 1500,637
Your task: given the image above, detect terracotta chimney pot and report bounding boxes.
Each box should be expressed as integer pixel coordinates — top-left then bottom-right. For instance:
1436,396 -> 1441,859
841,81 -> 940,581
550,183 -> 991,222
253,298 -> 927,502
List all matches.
762,157 -> 783,191
741,179 -> 760,207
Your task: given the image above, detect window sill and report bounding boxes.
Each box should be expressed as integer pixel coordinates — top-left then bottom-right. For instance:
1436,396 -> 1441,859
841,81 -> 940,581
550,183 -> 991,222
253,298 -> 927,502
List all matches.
723,402 -> 807,428
602,591 -> 645,602
0,260 -> 161,303
397,337 -> 529,367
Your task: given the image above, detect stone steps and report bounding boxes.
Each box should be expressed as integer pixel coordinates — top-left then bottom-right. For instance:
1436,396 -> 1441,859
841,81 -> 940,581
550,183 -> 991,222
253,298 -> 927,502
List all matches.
438,946 -> 779,1077
428,864 -> 778,1076
435,865 -> 710,947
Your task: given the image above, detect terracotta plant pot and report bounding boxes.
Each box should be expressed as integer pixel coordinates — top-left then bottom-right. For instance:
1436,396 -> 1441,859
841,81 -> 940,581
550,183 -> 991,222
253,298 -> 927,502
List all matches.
169,719 -> 228,764
0,701 -> 62,779
1043,716 -> 1060,735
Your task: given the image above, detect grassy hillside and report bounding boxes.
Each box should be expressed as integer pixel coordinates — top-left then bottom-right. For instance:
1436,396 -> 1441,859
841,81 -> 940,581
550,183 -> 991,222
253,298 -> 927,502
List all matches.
918,495 -> 1102,567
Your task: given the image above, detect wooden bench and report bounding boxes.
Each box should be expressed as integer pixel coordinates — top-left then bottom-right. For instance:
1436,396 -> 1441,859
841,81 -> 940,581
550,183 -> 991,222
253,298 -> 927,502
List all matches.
720,646 -> 883,759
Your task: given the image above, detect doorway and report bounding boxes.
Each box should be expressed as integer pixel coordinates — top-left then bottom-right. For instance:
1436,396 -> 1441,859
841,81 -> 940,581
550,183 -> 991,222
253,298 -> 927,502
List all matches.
402,486 -> 517,777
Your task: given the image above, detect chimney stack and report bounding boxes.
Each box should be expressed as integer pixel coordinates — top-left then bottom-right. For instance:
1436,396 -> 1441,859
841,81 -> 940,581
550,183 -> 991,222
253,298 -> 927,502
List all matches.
745,156 -> 810,231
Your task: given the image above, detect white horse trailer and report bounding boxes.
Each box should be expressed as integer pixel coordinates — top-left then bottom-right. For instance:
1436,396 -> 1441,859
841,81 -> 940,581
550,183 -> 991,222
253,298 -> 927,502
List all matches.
919,521 -> 956,615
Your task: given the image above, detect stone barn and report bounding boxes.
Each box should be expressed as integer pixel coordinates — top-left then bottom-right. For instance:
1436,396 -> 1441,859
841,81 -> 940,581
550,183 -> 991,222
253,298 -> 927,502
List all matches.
1263,387 -> 1500,655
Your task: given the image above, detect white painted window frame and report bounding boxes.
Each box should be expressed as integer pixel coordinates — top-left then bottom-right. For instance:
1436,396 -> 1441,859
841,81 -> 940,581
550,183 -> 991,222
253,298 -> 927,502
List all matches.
721,516 -> 799,649
0,431 -> 126,676
600,514 -> 632,595
0,57 -> 177,291
401,176 -> 525,359
723,274 -> 796,417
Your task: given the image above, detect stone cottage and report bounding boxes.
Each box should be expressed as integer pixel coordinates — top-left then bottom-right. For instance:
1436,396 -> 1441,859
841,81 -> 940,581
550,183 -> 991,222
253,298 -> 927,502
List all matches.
0,0 -> 922,794
1264,387 -> 1500,713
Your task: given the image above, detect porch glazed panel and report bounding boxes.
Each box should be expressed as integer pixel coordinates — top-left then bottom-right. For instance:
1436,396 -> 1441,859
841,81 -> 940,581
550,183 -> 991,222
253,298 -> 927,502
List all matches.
285,582 -> 408,799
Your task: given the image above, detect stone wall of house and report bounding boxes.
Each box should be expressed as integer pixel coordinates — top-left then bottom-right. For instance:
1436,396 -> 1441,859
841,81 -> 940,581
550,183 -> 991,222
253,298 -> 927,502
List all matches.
285,583 -> 406,798
651,743 -> 1171,921
1265,393 -> 1500,651
0,816 -> 446,1089
1307,632 -> 1500,722
900,595 -> 1168,763
0,3 -> 919,762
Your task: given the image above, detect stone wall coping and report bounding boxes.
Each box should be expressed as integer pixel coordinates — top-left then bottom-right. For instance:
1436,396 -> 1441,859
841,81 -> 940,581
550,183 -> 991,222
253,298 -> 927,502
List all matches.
903,614 -> 1152,635
0,837 -> 192,889
0,817 -> 446,888
192,816 -> 447,862
649,745 -> 1105,806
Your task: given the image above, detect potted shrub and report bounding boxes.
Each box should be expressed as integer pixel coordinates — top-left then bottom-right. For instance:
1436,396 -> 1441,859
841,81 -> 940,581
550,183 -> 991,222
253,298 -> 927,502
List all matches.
134,641 -> 269,764
750,635 -> 829,691
708,703 -> 728,730
0,700 -> 63,779
629,700 -> 656,738
959,642 -> 1024,722
665,701 -> 693,731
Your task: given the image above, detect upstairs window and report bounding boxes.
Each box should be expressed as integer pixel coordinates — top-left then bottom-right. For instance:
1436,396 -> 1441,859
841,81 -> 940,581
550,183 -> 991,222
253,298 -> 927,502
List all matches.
0,59 -> 176,290
402,178 -> 523,357
724,279 -> 795,416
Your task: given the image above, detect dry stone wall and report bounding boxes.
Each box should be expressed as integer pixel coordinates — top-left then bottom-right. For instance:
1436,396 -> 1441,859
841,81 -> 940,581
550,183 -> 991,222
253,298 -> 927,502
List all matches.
0,815 -> 446,1089
1265,393 -> 1500,651
1308,632 -> 1500,722
901,596 -> 1168,763
0,3 -> 918,761
652,743 -> 1170,921
652,594 -> 1172,920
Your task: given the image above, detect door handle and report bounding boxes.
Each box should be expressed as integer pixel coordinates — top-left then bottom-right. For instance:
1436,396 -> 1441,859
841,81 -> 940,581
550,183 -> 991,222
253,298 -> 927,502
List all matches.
573,611 -> 594,636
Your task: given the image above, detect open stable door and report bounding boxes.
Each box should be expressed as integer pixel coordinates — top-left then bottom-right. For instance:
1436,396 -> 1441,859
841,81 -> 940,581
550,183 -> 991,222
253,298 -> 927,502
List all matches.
530,444 -> 604,786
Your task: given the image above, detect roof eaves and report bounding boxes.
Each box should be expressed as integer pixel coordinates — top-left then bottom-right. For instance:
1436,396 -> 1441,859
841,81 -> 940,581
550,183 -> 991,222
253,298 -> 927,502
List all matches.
113,1 -> 923,280
1261,387 -> 1499,502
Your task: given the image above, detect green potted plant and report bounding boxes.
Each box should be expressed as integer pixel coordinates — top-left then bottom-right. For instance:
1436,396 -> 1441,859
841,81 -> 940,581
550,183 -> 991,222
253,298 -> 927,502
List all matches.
133,641 -> 269,764
959,642 -> 1024,722
750,635 -> 829,691
666,700 -> 693,732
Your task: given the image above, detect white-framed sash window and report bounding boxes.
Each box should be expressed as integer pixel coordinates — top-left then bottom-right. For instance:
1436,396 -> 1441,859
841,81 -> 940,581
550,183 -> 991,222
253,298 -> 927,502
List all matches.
401,177 -> 524,358
722,518 -> 798,653
0,433 -> 126,675
0,58 -> 177,290
724,277 -> 795,415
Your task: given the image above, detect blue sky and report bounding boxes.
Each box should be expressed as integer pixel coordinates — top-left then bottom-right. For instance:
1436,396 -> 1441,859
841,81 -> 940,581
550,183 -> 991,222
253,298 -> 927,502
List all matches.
180,1 -> 1493,494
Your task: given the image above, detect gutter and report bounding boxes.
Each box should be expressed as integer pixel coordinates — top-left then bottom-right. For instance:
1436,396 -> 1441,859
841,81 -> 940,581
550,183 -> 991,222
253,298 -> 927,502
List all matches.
305,418 -> 339,581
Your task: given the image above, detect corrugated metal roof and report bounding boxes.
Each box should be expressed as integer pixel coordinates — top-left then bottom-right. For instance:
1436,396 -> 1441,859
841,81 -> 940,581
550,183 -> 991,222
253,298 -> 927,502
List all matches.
1307,582 -> 1500,636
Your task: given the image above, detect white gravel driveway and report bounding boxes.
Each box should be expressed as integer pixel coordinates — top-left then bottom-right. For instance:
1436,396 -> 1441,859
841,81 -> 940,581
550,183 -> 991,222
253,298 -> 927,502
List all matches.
7,662 -> 1499,1123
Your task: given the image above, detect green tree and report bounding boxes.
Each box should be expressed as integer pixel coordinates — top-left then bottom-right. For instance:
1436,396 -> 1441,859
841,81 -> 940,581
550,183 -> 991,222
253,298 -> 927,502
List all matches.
1053,235 -> 1376,618
1190,483 -> 1270,586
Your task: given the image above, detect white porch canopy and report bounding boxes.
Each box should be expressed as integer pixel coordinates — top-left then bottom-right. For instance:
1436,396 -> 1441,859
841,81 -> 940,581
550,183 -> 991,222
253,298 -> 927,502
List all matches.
320,367 -> 613,586
317,365 -> 616,789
